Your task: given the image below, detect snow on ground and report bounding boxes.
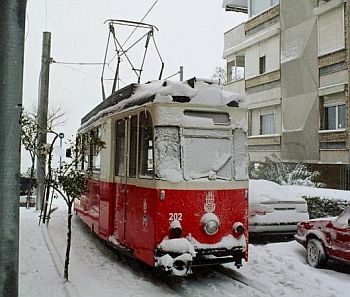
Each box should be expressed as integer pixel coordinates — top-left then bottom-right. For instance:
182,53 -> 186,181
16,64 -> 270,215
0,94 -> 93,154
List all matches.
20,197 -> 350,297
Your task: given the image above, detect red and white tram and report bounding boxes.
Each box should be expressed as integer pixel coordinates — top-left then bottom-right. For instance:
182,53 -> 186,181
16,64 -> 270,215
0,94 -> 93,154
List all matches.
74,78 -> 249,276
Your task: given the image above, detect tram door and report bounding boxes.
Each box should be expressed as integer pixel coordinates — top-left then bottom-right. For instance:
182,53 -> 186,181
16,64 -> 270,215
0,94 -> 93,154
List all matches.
115,115 -> 138,244
115,113 -> 153,245
115,118 -> 129,243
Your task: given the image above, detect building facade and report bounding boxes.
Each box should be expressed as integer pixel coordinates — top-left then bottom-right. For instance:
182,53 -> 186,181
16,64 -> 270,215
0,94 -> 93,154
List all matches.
223,0 -> 350,189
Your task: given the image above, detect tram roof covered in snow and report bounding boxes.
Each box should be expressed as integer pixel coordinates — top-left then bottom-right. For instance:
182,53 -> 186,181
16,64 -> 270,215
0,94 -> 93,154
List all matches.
80,78 -> 245,127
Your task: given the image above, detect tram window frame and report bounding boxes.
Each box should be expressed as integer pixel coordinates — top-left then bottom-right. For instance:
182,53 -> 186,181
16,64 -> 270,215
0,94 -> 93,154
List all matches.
129,115 -> 138,178
115,119 -> 126,176
139,111 -> 154,178
79,134 -> 88,171
89,127 -> 101,171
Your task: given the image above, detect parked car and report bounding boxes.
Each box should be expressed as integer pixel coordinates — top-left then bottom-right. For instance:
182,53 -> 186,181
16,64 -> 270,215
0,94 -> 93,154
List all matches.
295,206 -> 350,268
249,180 -> 309,235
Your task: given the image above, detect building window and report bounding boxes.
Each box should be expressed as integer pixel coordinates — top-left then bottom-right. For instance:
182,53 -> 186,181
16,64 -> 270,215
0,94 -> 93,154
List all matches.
250,0 -> 279,17
228,55 -> 245,82
259,56 -> 266,74
260,113 -> 275,135
324,104 -> 346,130
318,5 -> 344,56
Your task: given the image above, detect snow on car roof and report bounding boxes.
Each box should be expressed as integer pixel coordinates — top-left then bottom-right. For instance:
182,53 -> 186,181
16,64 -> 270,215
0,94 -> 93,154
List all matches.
249,179 -> 306,204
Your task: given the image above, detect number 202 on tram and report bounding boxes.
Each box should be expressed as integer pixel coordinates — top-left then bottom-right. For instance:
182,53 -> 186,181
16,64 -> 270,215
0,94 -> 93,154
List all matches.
74,79 -> 249,276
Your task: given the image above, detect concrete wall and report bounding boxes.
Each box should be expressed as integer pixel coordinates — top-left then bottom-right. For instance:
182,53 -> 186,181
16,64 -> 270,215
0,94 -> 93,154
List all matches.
280,0 -> 320,162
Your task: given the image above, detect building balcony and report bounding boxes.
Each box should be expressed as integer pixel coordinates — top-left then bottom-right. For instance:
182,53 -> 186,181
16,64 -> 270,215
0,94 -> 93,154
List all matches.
224,78 -> 245,95
224,23 -> 246,55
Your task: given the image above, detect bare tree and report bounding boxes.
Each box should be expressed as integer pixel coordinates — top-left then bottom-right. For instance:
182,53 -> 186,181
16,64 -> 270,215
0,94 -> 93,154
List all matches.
20,112 -> 38,208
49,135 -> 105,281
20,107 -> 65,208
211,66 -> 227,85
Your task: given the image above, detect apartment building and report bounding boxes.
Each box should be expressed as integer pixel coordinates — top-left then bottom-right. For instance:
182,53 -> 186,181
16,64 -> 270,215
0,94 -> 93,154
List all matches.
223,0 -> 350,189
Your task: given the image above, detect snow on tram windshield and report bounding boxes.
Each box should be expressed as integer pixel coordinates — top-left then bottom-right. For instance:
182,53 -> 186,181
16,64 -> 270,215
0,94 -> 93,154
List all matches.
154,127 -> 237,182
183,130 -> 232,181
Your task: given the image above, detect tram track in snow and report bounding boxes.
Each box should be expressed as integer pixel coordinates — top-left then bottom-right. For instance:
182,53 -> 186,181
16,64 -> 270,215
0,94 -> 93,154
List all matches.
156,265 -> 272,297
213,265 -> 272,296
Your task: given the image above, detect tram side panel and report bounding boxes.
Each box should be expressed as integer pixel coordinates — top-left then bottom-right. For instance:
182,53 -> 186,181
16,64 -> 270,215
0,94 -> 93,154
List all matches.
75,178 -> 100,234
99,180 -> 116,240
112,181 -> 157,265
124,184 -> 157,265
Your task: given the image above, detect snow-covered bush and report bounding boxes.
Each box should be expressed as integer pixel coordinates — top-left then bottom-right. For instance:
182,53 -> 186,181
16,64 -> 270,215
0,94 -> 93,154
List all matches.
304,196 -> 348,219
250,154 -> 323,187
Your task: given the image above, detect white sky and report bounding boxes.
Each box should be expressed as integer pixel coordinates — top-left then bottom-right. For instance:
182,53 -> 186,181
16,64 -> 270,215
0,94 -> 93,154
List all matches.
21,0 -> 247,171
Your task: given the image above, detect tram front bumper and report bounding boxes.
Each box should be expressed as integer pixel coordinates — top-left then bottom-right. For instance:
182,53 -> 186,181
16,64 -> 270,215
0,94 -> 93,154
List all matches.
154,235 -> 246,276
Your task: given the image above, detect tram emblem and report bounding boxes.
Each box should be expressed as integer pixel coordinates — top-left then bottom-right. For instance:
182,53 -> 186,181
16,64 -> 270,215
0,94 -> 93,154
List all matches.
204,191 -> 215,213
143,198 -> 148,230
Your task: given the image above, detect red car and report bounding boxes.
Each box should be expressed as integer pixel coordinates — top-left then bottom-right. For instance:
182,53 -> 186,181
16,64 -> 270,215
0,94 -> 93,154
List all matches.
295,207 -> 350,268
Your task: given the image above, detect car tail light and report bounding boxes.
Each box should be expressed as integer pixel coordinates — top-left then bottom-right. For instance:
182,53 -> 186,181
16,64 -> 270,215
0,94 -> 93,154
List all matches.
251,206 -> 273,216
251,209 -> 267,216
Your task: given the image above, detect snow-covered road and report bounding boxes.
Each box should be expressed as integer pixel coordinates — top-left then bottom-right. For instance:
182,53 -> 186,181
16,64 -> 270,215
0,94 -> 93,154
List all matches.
19,200 -> 350,297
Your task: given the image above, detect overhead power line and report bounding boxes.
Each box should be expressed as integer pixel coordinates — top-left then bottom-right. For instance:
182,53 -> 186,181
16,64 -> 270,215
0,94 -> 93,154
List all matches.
51,60 -> 105,66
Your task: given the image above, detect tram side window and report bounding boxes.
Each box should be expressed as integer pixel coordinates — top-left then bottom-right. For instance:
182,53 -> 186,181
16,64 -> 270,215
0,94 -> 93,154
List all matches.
115,120 -> 126,176
80,134 -> 89,171
139,111 -> 154,177
89,127 -> 101,171
154,126 -> 182,181
129,115 -> 138,177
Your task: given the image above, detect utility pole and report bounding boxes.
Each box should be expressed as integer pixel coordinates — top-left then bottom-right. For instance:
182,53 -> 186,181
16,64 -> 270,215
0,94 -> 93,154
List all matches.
0,1 -> 27,297
179,66 -> 184,81
36,32 -> 51,210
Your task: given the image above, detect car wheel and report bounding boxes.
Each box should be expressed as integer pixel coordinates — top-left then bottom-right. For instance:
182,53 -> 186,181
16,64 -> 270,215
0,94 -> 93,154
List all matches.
306,238 -> 327,268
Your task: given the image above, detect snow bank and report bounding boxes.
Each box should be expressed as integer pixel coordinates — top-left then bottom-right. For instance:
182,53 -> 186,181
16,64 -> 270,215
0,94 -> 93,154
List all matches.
283,184 -> 350,202
250,179 -> 350,204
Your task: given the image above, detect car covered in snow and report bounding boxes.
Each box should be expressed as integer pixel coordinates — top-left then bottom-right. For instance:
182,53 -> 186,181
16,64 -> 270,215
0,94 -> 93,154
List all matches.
295,206 -> 350,268
249,180 -> 309,235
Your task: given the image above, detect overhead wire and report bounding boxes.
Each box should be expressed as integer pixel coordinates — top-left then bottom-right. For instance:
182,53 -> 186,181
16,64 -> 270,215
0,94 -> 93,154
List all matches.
122,0 -> 159,47
52,61 -> 105,66
107,0 -> 159,66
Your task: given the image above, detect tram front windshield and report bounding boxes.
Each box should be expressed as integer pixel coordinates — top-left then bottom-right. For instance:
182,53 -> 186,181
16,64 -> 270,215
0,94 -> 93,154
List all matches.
154,127 -> 233,182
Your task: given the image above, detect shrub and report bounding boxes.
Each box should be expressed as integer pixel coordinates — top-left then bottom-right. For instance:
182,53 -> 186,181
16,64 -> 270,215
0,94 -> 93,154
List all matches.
250,154 -> 324,187
304,196 -> 348,219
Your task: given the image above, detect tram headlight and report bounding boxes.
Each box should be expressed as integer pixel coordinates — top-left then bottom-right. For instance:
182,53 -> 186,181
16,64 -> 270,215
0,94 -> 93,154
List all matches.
169,219 -> 182,238
233,222 -> 245,234
201,213 -> 220,235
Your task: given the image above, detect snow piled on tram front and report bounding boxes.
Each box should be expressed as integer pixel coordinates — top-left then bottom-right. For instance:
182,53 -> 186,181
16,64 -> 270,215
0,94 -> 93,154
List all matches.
79,78 -> 245,131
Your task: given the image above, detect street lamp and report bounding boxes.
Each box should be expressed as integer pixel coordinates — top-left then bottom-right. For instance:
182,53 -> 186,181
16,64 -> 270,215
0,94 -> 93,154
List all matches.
38,130 -> 60,225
